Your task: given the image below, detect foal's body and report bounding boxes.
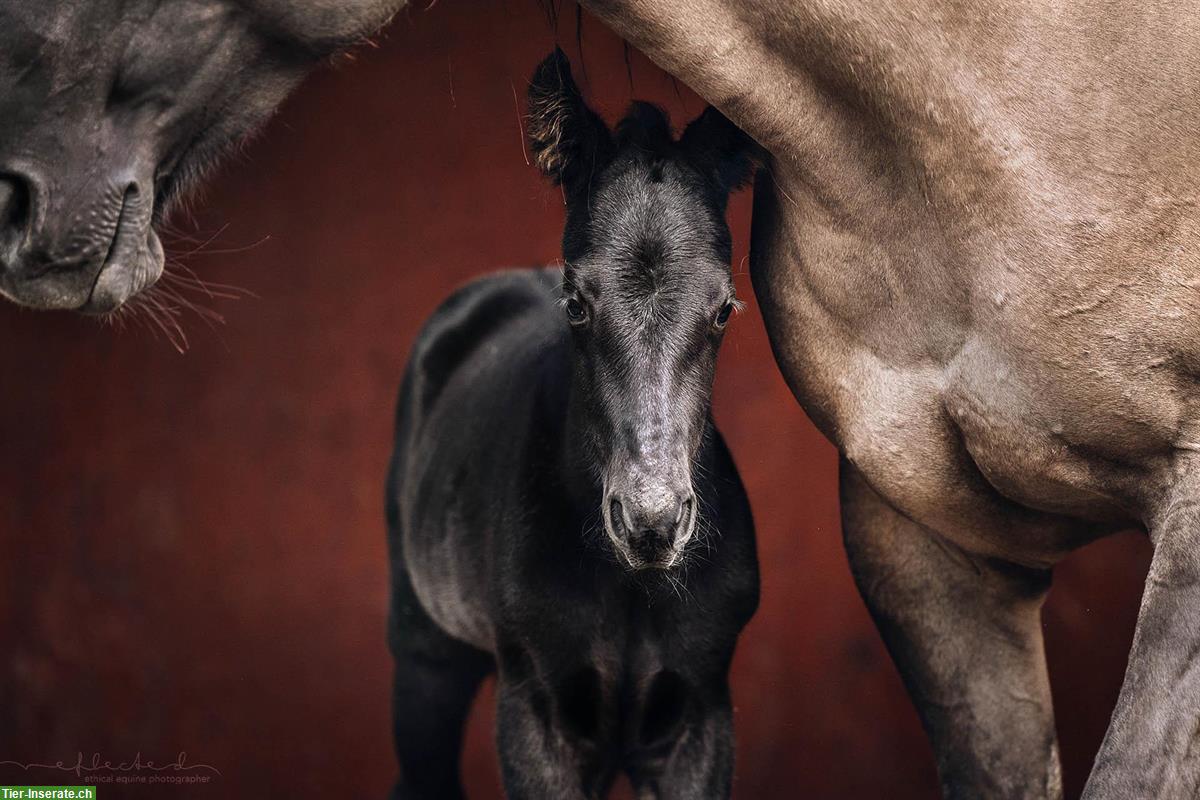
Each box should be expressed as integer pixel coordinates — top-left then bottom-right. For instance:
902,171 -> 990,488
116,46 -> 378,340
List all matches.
386,52 -> 760,799
386,269 -> 757,799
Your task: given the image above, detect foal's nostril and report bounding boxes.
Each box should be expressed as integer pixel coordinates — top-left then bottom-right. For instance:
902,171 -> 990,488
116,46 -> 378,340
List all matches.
680,497 -> 696,534
609,498 -> 626,535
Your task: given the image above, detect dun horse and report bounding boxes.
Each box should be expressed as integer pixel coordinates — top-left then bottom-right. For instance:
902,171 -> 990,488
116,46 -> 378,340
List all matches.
385,51 -> 760,800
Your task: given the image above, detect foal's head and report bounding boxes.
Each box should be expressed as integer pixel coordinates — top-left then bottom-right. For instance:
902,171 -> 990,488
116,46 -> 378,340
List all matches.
528,50 -> 757,571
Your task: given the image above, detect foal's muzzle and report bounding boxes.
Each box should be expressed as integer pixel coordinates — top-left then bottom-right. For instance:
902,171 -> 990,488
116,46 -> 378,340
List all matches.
604,486 -> 697,570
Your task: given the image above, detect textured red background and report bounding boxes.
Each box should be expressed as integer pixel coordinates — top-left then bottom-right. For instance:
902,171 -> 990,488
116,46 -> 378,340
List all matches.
0,3 -> 1152,798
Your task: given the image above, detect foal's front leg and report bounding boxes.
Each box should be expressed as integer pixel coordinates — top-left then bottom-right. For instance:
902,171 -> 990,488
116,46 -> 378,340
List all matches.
494,669 -> 610,800
629,696 -> 735,800
1083,484 -> 1200,799
841,460 -> 1062,799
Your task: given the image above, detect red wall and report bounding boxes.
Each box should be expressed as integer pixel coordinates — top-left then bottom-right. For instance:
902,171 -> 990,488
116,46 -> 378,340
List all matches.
0,3 -> 1152,798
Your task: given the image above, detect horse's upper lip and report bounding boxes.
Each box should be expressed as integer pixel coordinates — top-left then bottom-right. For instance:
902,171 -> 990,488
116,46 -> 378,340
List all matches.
19,254 -> 94,282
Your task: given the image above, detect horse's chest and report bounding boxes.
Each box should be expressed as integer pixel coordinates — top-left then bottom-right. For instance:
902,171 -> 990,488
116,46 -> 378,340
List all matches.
941,340 -> 1150,527
752,174 -> 1200,552
508,597 -> 719,759
756,270 -> 1120,561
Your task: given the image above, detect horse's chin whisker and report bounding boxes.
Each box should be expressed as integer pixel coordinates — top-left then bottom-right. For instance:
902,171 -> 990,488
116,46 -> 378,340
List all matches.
161,261 -> 256,300
136,286 -> 189,353
102,259 -> 252,352
152,280 -> 222,336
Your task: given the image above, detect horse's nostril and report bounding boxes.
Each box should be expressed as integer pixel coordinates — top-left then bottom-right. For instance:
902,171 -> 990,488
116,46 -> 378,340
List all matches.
0,175 -> 31,249
609,498 -> 626,534
675,496 -> 690,525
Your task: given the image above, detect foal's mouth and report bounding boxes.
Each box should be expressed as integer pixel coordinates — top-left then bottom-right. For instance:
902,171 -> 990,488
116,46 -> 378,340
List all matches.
603,497 -> 696,572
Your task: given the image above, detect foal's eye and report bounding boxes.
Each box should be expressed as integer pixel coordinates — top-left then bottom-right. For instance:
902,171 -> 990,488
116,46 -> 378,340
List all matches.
565,297 -> 588,325
714,301 -> 736,329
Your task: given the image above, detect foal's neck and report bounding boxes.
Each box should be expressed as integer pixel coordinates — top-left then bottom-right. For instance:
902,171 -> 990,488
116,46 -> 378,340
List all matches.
554,370 -> 602,514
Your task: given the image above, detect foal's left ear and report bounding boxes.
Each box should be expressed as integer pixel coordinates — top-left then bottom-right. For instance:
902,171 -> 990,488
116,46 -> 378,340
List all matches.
679,107 -> 761,203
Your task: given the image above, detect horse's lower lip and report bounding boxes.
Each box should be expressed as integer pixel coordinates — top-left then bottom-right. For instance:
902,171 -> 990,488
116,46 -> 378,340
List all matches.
605,531 -> 679,572
78,267 -> 126,314
625,553 -> 676,571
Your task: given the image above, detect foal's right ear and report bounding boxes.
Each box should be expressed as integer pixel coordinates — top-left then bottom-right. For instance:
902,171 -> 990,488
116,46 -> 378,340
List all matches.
527,48 -> 614,199
679,106 -> 761,205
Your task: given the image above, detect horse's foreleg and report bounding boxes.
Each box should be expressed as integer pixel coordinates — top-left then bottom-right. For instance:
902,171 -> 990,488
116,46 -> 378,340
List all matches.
386,542 -> 492,800
629,696 -> 735,800
1083,488 -> 1200,799
495,668 -> 606,800
840,459 -> 1062,800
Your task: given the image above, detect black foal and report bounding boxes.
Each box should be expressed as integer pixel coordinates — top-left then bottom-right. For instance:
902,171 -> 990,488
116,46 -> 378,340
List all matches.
386,50 -> 760,800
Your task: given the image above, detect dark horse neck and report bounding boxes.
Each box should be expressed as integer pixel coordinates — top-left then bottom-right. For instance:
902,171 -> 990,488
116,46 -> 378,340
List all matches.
554,370 -> 605,515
